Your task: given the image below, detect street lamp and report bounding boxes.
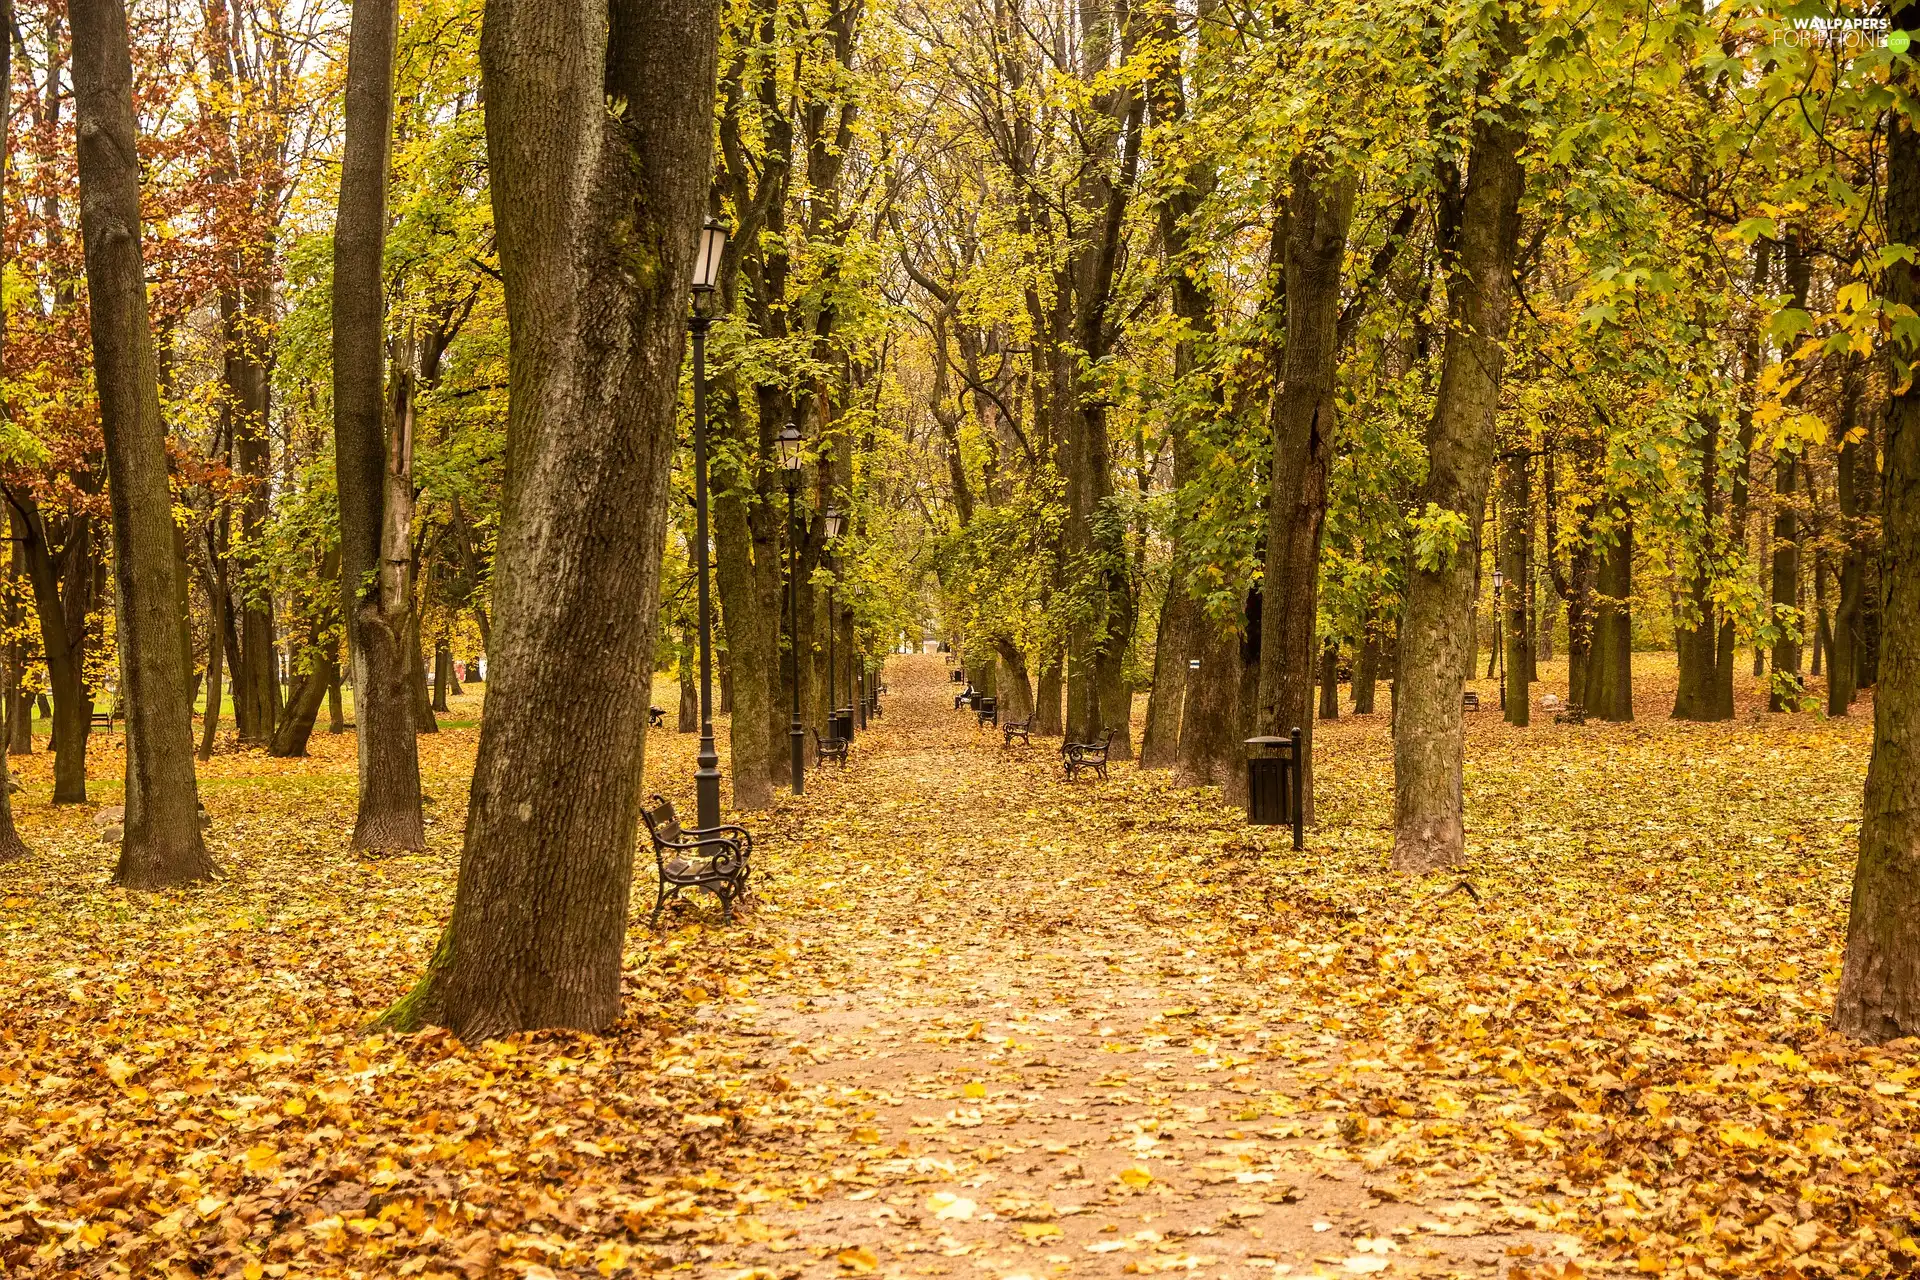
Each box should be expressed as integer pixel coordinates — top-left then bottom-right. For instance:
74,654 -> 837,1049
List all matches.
688,218 -> 729,829
823,506 -> 846,742
1491,568 -> 1505,711
779,423 -> 805,793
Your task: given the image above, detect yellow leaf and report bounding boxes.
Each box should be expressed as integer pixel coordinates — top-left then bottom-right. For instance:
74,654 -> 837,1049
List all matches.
103,1056 -> 136,1085
962,1082 -> 986,1098
1717,1122 -> 1767,1149
245,1144 -> 281,1173
282,1098 -> 307,1117
1800,1124 -> 1845,1158
927,1191 -> 976,1220
836,1247 -> 878,1273
1118,1166 -> 1154,1188
1019,1223 -> 1063,1242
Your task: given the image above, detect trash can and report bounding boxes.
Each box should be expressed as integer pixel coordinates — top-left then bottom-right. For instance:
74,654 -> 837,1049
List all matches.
976,695 -> 998,727
833,707 -> 855,742
1245,729 -> 1305,850
967,689 -> 983,711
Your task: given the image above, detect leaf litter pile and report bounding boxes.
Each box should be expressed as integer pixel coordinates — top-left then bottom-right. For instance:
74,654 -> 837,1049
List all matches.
2,655 -> 1914,1279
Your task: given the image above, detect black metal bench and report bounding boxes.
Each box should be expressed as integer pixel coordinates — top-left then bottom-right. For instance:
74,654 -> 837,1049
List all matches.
639,795 -> 752,926
812,727 -> 848,766
1003,715 -> 1033,747
954,685 -> 975,711
976,695 -> 998,727
1462,691 -> 1480,712
648,705 -> 665,727
89,706 -> 120,734
1061,729 -> 1115,781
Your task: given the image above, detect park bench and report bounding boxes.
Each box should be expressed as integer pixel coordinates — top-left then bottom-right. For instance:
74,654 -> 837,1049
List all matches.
976,695 -> 998,727
812,726 -> 849,767
639,794 -> 752,926
954,685 -> 975,711
648,706 -> 665,727
89,706 -> 120,734
1002,714 -> 1033,748
1061,729 -> 1115,782
1462,691 -> 1480,712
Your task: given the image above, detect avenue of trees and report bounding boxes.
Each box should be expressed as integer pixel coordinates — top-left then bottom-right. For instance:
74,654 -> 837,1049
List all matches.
2,0 -> 1919,1040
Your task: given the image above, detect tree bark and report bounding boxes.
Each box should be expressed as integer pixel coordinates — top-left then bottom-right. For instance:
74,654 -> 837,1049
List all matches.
1390,43 -> 1524,874
332,0 -> 425,850
1317,639 -> 1339,720
1256,156 -> 1355,821
1834,38 -> 1920,1038
1500,447 -> 1530,726
383,0 -> 718,1039
197,555 -> 225,759
73,0 -> 214,886
1831,367 -> 1868,716
1352,626 -> 1378,714
433,637 -> 453,712
1583,518 -> 1634,722
0,6 -> 26,861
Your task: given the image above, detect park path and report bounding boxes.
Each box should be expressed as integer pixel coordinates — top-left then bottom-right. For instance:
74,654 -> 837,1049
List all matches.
677,655 -> 1572,1280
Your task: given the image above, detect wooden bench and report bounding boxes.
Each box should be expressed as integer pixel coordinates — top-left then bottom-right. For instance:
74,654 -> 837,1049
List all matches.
89,706 -> 120,734
975,695 -> 998,727
1462,691 -> 1480,712
1061,729 -> 1115,781
639,795 -> 752,926
812,727 -> 848,767
1002,715 -> 1034,747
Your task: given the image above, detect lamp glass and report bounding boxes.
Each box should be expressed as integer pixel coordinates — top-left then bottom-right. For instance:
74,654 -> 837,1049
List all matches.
824,506 -> 845,540
692,219 -> 728,291
777,424 -> 804,472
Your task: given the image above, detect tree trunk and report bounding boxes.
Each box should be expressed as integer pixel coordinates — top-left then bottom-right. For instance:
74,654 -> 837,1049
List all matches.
1352,627 -> 1378,714
994,639 -> 1034,721
270,652 -> 333,757
1256,155 -> 1355,823
333,0 -> 425,850
197,566 -> 225,759
1175,606 -> 1243,790
408,600 -> 439,733
383,0 -> 718,1039
1769,451 -> 1803,710
1500,446 -> 1531,726
328,664 -> 345,732
713,456 -> 775,809
1390,46 -> 1524,874
1834,46 -> 1920,1039
433,638 -> 453,713
1831,369 -> 1868,716
0,9 -> 25,861
1317,639 -> 1339,720
1034,650 -> 1063,736
73,0 -> 214,886
1583,518 -> 1634,722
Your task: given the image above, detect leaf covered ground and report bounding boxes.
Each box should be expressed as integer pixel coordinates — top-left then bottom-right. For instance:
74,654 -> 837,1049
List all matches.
1,655 -> 1912,1280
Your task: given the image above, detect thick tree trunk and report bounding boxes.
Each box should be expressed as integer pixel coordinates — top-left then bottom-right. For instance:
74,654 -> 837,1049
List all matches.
328,664 -> 345,732
1174,607 -> 1243,790
73,0 -> 214,886
1499,446 -> 1531,726
713,464 -> 775,809
1769,452 -> 1803,710
1834,48 -> 1920,1039
1034,651 -> 1063,736
1140,571 -> 1192,767
1583,519 -> 1634,722
994,639 -> 1035,721
332,0 -> 424,850
1256,156 -> 1354,824
1390,52 -> 1524,873
1673,419 -> 1721,722
1831,373 -> 1868,716
384,0 -> 717,1039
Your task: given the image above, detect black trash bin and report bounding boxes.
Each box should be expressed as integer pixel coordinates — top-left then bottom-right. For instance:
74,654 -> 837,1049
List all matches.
976,695 -> 998,727
1245,729 -> 1305,850
833,707 -> 855,742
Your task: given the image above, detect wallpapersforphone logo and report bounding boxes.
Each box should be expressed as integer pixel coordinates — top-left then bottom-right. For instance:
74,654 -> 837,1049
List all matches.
1772,13 -> 1906,51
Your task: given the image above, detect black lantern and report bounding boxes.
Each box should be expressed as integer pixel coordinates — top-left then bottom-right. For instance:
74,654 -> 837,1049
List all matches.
823,506 -> 845,540
778,423 -> 805,474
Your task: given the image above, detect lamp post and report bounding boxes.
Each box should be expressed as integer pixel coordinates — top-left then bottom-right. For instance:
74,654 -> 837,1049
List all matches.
779,423 -> 806,793
689,218 -> 729,829
823,506 -> 845,741
1491,568 -> 1505,712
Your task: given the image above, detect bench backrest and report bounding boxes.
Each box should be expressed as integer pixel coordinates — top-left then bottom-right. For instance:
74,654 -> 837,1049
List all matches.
640,796 -> 682,845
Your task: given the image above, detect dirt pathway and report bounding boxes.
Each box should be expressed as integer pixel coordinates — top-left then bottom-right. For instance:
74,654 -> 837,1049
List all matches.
680,656 -> 1579,1280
